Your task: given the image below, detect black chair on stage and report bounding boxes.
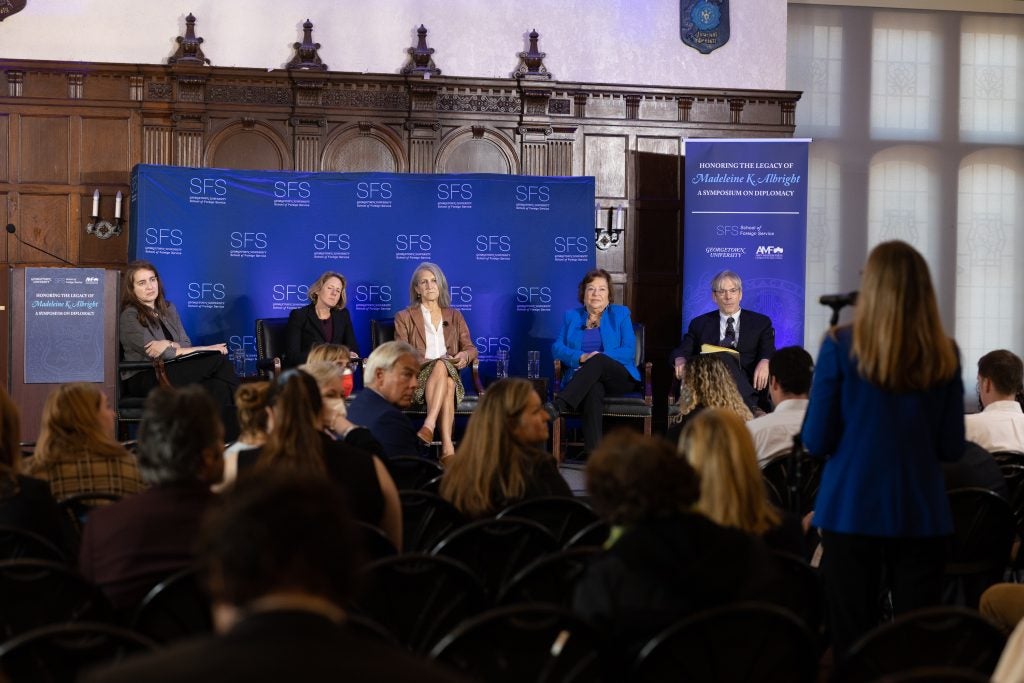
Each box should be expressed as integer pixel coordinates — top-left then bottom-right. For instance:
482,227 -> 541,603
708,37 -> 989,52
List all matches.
496,546 -> 598,608
354,521 -> 398,561
563,520 -> 611,550
399,490 -> 467,554
0,621 -> 156,682
0,526 -> 66,565
551,322 -> 652,461
835,606 -> 1006,683
430,517 -> 559,599
385,456 -> 445,492
0,559 -> 113,640
351,553 -> 486,654
496,496 -> 599,547
631,602 -> 818,683
116,350 -> 171,440
254,316 -> 289,379
130,566 -> 212,645
429,603 -> 608,683
945,487 -> 1015,606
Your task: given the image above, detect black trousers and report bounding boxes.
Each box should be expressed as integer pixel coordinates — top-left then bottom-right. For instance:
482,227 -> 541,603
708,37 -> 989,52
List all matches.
125,352 -> 241,441
821,530 -> 947,661
557,354 -> 639,454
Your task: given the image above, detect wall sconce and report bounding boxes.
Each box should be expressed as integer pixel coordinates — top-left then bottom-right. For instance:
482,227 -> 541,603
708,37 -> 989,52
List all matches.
86,190 -> 123,239
595,205 -> 625,251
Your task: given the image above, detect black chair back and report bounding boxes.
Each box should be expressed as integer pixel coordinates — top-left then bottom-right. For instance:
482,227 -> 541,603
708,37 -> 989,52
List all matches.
431,516 -> 559,599
399,490 -> 468,554
371,318 -> 396,349
496,496 -> 599,547
130,566 -> 212,644
836,606 -> 1005,683
993,450 -> 1024,466
945,487 -> 1015,606
632,602 -> 818,683
385,456 -> 445,492
429,603 -> 608,683
0,526 -> 66,564
255,316 -> 290,377
770,550 -> 824,644
563,520 -> 611,550
0,559 -> 113,640
351,553 -> 487,654
354,521 -> 399,561
0,621 -> 156,682
497,546 -> 598,607
761,449 -> 822,518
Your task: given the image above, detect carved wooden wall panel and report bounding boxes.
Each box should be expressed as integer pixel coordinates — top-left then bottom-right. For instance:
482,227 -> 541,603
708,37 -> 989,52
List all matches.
17,193 -> 71,263
81,117 -> 132,183
20,116 -> 70,184
322,123 -> 406,173
0,115 -> 8,183
207,123 -> 289,171
584,135 -> 627,198
0,192 -> 8,262
437,128 -> 517,175
21,73 -> 65,99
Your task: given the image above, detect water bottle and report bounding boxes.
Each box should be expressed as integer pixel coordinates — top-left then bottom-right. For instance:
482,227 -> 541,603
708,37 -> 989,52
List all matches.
232,346 -> 246,377
527,350 -> 540,379
495,349 -> 509,379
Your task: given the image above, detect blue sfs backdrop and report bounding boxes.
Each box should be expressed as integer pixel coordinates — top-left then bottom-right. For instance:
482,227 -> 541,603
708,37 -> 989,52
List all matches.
129,165 -> 595,379
682,139 -> 809,349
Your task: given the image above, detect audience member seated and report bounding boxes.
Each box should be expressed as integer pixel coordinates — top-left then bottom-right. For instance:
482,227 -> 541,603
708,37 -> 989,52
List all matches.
347,341 -> 422,459
440,378 -> 571,518
746,346 -> 814,465
25,383 -> 145,499
681,408 -> 804,556
943,440 -> 1009,499
394,262 -> 478,459
119,260 -> 240,440
78,385 -> 222,612
217,382 -> 270,493
82,472 -> 467,683
572,431 -> 782,662
666,354 -> 752,445
0,386 -> 67,553
306,342 -> 356,397
238,369 -> 401,549
300,361 -> 382,455
966,349 -> 1024,453
284,270 -> 360,368
547,268 -> 641,457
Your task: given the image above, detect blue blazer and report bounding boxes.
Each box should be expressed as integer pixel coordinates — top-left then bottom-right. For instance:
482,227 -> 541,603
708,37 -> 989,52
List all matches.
551,304 -> 641,385
801,327 -> 964,537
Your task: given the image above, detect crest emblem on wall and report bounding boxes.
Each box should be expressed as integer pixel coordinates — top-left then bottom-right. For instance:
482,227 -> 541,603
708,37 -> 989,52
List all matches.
680,0 -> 730,54
0,0 -> 26,21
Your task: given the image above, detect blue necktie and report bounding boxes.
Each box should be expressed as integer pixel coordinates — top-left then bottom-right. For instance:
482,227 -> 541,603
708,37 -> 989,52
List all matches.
723,317 -> 736,348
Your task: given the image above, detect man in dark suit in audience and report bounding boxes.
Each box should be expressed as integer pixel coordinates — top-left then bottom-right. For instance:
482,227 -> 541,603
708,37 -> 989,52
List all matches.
78,385 -> 222,612
670,270 -> 775,411
84,472 -> 465,683
346,341 -> 422,459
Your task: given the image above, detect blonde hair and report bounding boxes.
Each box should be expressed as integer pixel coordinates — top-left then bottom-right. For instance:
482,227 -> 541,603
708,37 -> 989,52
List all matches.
307,271 -> 348,309
851,241 -> 958,392
440,378 -> 549,518
306,343 -> 350,365
679,408 -> 780,535
34,383 -> 128,465
674,355 -> 753,422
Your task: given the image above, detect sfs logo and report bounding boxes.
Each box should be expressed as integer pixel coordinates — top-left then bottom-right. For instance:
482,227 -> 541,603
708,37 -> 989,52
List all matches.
554,236 -> 588,253
475,336 -> 511,355
145,228 -> 183,246
354,285 -> 393,303
274,181 -> 310,199
187,282 -> 226,300
516,287 -> 552,304
230,232 -> 267,249
515,185 -> 550,202
314,233 -> 351,251
396,234 -> 431,252
189,178 -> 227,196
716,225 -> 741,236
449,286 -> 473,304
356,182 -> 392,199
272,284 -> 309,302
476,235 -> 511,252
228,335 -> 257,356
437,183 -> 473,200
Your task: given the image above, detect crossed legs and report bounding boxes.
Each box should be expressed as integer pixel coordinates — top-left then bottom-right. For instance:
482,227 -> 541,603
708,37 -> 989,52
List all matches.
421,362 -> 457,456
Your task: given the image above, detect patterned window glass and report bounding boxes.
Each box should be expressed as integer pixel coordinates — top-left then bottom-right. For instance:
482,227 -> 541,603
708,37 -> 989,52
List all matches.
871,13 -> 943,140
788,8 -> 843,131
961,16 -> 1023,143
803,145 -> 842,358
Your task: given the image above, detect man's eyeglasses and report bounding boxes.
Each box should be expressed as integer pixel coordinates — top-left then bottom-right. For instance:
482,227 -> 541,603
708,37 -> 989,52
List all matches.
714,287 -> 740,296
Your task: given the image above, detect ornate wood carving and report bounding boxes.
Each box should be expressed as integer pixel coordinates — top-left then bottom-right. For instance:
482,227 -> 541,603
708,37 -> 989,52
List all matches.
130,75 -> 144,101
547,98 -> 570,115
147,81 -> 172,101
0,1 -> 27,22
514,29 -> 552,81
678,96 -> 694,122
6,70 -> 22,97
207,84 -> 291,105
287,19 -> 327,71
436,93 -> 520,113
169,13 -> 210,66
729,97 -> 745,124
174,74 -> 208,103
323,86 -> 409,110
573,93 -> 588,118
67,73 -> 84,99
402,25 -> 441,78
625,95 -> 641,120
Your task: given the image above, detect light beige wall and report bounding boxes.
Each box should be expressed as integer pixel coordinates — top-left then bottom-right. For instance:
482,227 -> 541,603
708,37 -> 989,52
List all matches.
0,0 -> 789,89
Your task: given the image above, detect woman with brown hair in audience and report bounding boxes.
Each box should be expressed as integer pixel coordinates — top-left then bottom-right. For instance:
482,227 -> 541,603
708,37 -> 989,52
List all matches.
679,408 -> 803,556
26,383 -> 145,500
216,381 -> 270,493
440,378 -> 570,518
666,353 -> 753,444
236,369 -> 401,548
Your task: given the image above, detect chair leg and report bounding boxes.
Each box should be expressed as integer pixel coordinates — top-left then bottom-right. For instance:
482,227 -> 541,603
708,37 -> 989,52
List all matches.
552,416 -> 563,463
643,415 -> 652,436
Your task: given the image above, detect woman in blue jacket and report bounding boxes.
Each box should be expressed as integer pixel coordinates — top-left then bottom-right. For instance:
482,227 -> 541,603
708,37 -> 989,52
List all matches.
802,241 -> 964,659
550,269 -> 640,455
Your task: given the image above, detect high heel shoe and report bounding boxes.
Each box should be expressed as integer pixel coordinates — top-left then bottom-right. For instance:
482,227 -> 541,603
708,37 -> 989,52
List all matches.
417,426 -> 434,445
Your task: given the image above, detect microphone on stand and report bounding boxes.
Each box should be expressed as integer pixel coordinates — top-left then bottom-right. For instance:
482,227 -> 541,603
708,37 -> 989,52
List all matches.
6,224 -> 75,266
818,290 -> 858,327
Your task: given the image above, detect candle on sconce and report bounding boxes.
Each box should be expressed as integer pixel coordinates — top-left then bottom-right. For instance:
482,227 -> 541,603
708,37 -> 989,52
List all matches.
115,191 -> 122,219
91,190 -> 100,218
615,206 -> 625,233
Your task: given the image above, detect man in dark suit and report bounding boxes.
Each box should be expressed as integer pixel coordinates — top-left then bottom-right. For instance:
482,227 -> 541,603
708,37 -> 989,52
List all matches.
670,270 -> 775,411
78,385 -> 222,612
346,341 -> 422,459
84,472 -> 466,683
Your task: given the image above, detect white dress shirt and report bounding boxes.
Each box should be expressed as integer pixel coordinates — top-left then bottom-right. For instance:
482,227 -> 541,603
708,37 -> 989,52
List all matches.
965,400 -> 1024,453
747,398 -> 809,464
419,305 -> 446,360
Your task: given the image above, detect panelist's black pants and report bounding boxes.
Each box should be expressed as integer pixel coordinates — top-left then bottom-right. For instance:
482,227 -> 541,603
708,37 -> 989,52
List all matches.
557,354 -> 639,454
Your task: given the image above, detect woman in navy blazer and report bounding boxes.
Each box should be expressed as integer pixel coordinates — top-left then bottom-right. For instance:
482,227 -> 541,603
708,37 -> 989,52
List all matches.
801,241 -> 964,659
550,269 -> 641,455
285,271 -> 360,368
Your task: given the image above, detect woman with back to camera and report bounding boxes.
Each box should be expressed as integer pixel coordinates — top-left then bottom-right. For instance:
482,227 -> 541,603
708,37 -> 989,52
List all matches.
285,271 -> 360,368
393,262 -> 477,460
26,383 -> 145,500
119,260 -> 240,438
666,353 -> 753,444
440,378 -> 571,519
549,268 -> 641,456
215,381 -> 270,493
801,240 -> 964,659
